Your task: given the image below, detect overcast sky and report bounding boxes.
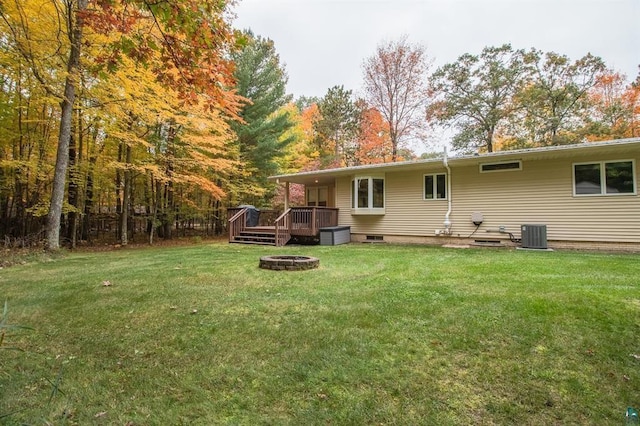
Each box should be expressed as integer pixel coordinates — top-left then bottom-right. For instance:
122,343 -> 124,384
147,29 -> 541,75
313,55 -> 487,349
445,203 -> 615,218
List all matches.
233,0 -> 639,100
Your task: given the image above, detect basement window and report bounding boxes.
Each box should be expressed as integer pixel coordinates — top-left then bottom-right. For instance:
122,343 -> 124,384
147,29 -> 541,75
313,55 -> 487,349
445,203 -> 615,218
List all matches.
480,161 -> 522,173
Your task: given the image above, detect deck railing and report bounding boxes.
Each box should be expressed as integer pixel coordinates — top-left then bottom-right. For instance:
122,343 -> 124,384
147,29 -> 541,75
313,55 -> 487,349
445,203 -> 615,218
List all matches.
227,208 -> 279,227
274,209 -> 291,247
289,207 -> 339,237
228,208 -> 248,243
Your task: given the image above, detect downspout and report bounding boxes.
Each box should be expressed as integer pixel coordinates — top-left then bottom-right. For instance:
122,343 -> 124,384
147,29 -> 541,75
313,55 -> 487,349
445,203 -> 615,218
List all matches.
443,147 -> 452,234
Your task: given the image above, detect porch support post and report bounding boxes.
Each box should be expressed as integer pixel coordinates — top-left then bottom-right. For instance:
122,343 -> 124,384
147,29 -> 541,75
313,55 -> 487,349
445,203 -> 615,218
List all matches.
284,181 -> 290,210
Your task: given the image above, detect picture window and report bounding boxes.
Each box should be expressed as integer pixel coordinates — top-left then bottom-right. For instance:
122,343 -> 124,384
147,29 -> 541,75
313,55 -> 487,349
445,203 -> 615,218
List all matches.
351,176 -> 385,214
573,160 -> 635,196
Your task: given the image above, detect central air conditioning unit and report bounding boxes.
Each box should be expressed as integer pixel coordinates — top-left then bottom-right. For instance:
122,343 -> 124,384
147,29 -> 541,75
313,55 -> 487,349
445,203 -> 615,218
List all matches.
521,224 -> 547,249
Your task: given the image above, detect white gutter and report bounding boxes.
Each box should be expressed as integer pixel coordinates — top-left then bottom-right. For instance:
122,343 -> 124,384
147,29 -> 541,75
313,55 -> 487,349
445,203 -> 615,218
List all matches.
443,147 -> 452,234
269,137 -> 640,184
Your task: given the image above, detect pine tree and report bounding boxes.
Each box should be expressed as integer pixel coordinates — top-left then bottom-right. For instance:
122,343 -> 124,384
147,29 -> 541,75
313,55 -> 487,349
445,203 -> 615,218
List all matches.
314,85 -> 360,167
230,31 -> 294,205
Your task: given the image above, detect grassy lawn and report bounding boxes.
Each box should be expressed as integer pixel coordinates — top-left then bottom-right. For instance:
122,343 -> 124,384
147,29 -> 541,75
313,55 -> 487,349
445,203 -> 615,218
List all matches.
1,242 -> 639,425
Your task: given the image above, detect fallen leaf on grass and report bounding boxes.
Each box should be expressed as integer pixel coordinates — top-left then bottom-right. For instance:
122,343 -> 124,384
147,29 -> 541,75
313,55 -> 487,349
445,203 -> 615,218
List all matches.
95,411 -> 107,418
631,354 -> 640,360
102,280 -> 111,287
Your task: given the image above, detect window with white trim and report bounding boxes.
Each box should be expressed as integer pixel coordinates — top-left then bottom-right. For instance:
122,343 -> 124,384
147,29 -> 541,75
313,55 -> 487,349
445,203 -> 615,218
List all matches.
573,160 -> 636,196
480,161 -> 522,173
424,173 -> 447,200
351,176 -> 385,214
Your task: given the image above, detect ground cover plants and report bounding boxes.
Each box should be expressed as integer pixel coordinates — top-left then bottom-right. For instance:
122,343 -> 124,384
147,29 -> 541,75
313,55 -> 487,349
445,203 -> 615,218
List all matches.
1,242 -> 639,425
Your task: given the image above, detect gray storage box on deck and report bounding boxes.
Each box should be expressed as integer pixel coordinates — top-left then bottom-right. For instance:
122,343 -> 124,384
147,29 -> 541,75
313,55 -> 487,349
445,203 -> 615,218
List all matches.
320,226 -> 351,245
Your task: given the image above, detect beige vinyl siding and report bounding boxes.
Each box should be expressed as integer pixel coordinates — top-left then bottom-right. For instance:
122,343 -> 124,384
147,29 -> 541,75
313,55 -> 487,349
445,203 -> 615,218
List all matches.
453,153 -> 639,243
336,168 -> 451,236
335,151 -> 640,244
336,177 -> 352,225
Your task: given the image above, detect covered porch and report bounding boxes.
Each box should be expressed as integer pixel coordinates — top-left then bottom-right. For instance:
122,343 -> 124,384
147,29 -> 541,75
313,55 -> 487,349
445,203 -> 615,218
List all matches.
229,172 -> 341,246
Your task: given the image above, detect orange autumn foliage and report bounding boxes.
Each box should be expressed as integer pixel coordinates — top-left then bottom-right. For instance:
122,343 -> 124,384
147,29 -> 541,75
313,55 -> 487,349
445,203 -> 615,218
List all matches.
586,71 -> 640,140
356,108 -> 393,165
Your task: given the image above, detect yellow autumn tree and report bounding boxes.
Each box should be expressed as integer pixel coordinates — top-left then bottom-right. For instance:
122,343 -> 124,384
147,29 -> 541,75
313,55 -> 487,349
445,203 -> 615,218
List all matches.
0,0 -> 72,242
1,0 -> 242,248
84,36 -> 239,243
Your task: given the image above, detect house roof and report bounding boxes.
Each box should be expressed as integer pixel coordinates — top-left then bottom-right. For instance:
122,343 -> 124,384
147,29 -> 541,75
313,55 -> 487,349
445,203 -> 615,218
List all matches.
269,138 -> 640,186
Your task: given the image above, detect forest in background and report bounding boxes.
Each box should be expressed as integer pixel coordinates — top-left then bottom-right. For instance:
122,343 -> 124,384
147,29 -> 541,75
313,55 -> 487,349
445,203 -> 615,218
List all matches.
1,0 -> 638,248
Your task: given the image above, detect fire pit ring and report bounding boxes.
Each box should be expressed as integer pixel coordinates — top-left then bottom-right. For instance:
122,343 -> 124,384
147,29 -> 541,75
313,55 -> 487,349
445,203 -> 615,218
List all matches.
259,255 -> 319,271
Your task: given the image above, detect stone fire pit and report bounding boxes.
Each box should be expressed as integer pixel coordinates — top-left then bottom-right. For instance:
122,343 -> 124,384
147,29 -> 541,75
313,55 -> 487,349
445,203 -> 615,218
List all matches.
259,255 -> 319,271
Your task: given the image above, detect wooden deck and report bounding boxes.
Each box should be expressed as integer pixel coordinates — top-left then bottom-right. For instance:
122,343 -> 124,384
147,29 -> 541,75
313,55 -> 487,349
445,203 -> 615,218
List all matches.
228,207 -> 339,246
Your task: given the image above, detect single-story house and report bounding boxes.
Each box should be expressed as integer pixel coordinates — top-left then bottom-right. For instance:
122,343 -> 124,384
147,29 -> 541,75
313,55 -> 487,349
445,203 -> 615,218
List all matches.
266,137 -> 640,252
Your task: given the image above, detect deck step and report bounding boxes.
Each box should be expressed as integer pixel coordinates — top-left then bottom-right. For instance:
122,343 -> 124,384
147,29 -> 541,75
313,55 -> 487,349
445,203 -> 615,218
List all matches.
234,237 -> 276,243
239,232 -> 275,237
230,240 -> 276,246
249,226 -> 276,232
232,230 -> 277,246
229,225 -> 295,247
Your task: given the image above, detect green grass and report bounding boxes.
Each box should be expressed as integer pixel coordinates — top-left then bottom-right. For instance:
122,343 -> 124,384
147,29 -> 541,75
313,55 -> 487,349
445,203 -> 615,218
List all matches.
1,243 -> 639,425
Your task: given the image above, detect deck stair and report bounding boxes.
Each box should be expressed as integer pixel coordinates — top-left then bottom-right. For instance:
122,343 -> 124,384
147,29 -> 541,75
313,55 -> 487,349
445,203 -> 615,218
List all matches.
230,227 -> 277,245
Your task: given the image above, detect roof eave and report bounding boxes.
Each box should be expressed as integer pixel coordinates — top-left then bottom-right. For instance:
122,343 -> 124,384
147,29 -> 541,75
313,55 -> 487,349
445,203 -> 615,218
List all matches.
269,138 -> 640,185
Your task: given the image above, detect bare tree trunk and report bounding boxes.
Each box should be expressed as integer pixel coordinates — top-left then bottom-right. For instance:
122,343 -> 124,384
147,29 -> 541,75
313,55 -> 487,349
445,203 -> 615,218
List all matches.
390,126 -> 398,162
120,144 -> 132,245
162,129 -> 175,240
163,180 -> 173,240
14,96 -> 26,239
82,156 -> 95,242
155,180 -> 164,239
66,132 -> 78,248
115,142 -> 123,242
0,167 -> 9,237
147,174 -> 156,245
486,126 -> 495,153
213,180 -> 223,236
45,0 -> 87,250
